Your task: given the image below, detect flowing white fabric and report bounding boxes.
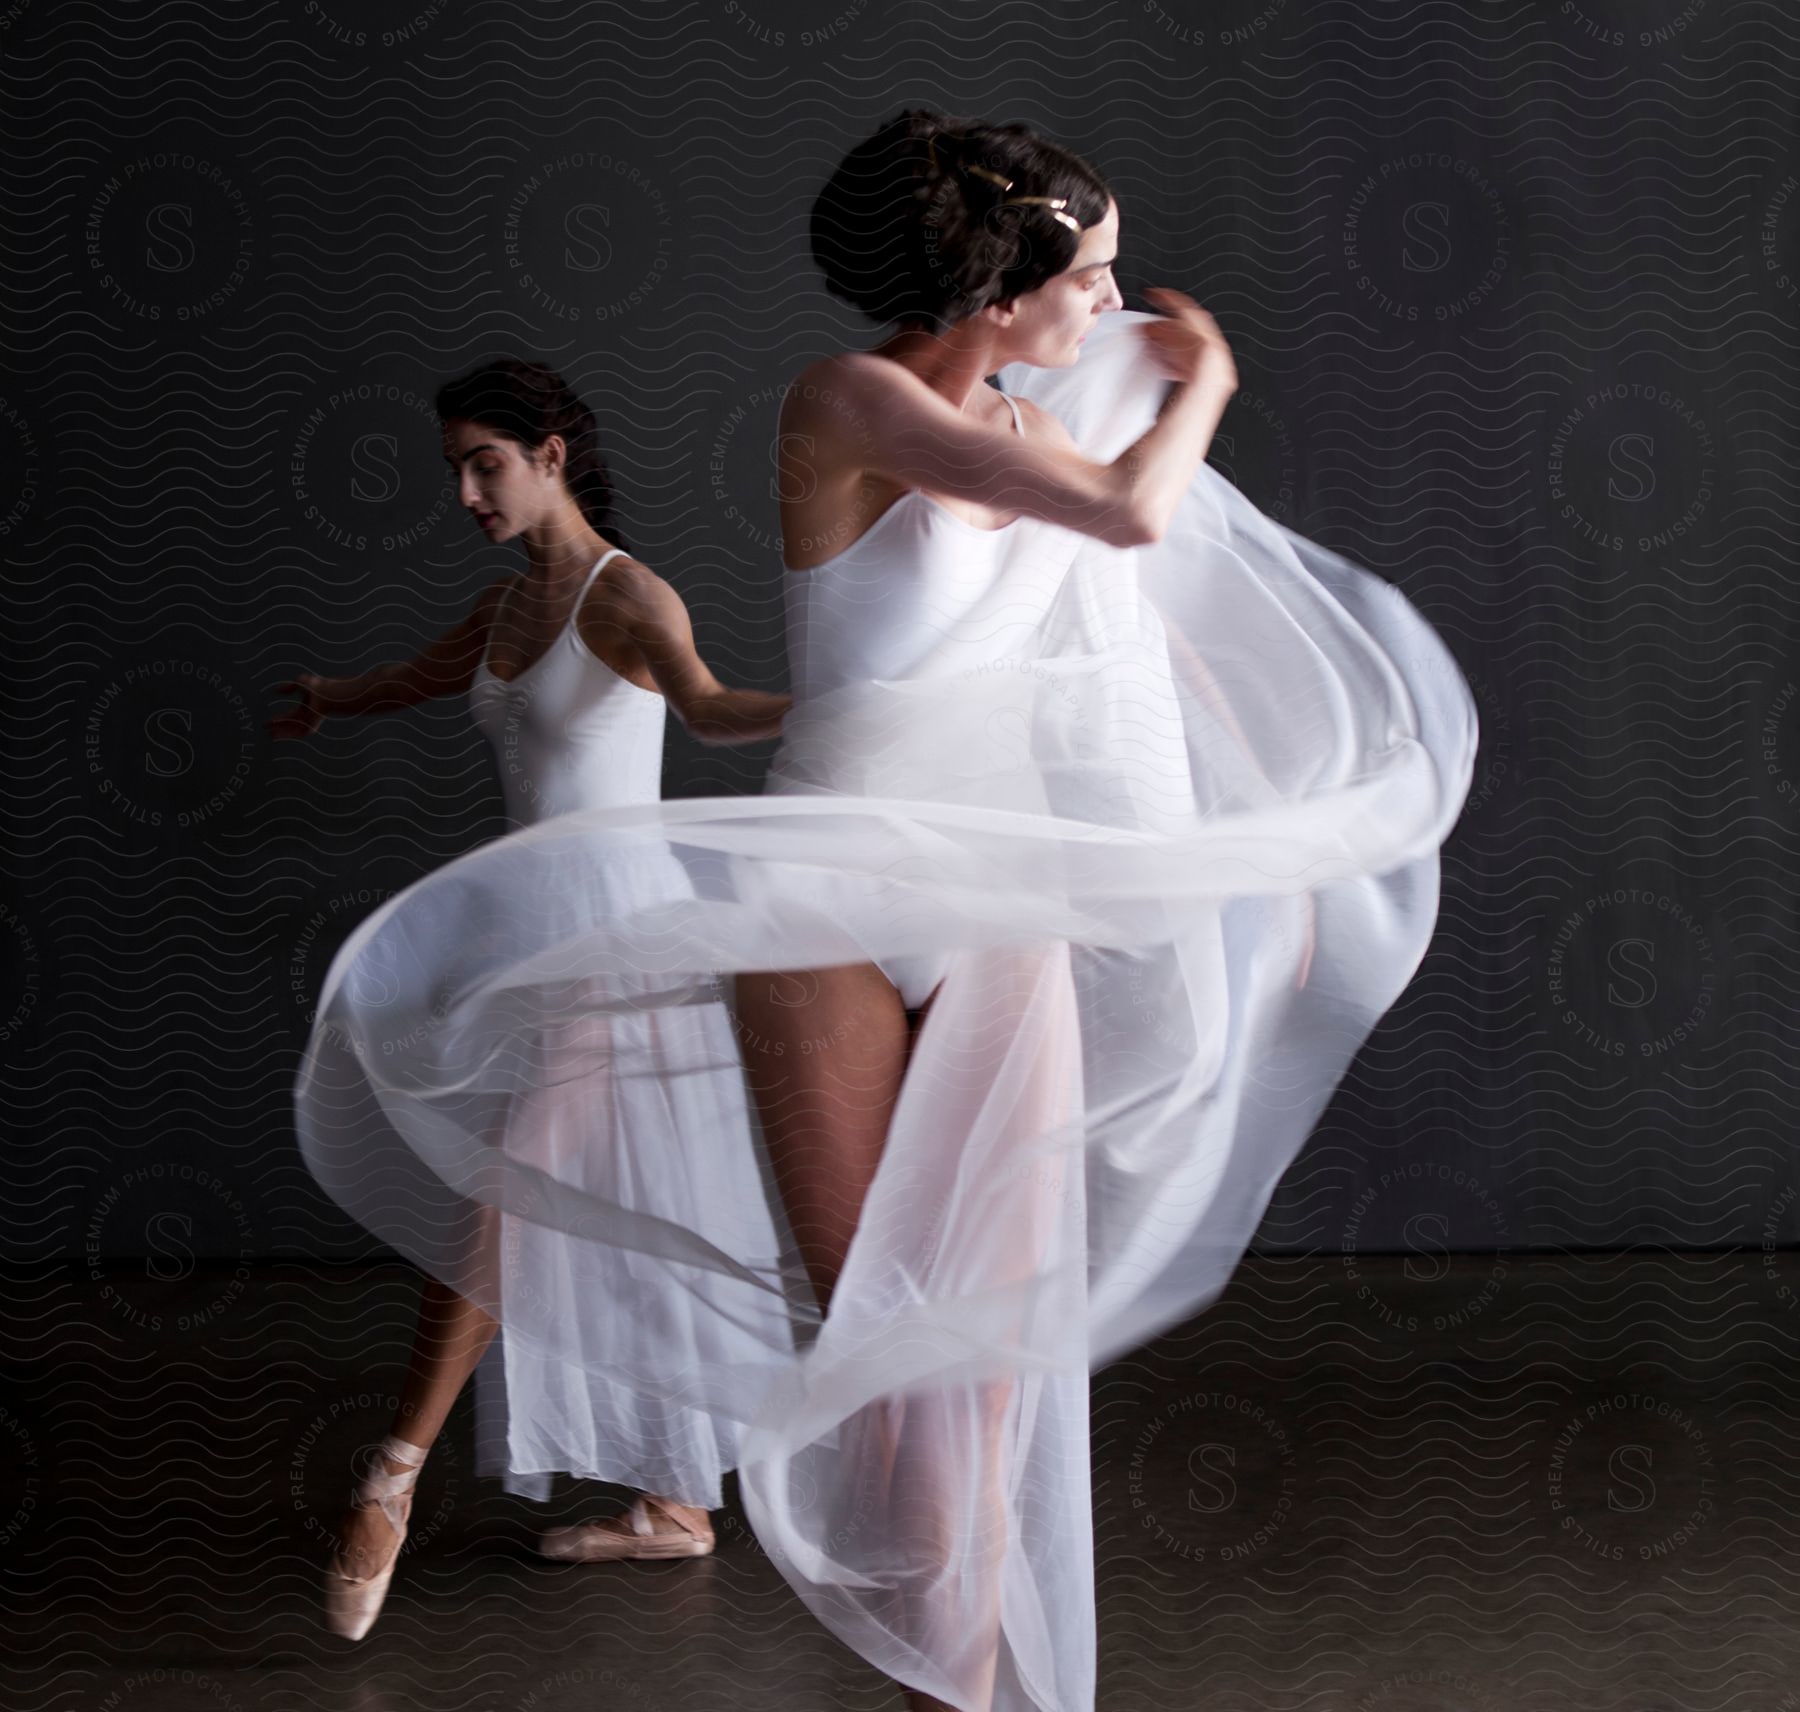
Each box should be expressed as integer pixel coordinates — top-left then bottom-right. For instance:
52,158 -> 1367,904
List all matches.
389,548 -> 786,1510
294,309 -> 1477,1711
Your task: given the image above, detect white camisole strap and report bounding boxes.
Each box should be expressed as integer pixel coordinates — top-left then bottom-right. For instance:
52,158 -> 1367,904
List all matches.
575,546 -> 626,607
482,547 -> 626,672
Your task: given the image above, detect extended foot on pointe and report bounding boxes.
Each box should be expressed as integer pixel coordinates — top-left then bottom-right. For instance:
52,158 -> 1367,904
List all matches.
322,1436 -> 428,1641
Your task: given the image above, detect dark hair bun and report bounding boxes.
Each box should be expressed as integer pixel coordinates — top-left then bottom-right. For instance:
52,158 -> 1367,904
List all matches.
810,107 -> 1111,331
434,358 -> 623,543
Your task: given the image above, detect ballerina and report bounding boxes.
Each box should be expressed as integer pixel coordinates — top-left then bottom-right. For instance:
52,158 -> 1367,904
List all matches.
274,356 -> 789,1641
295,112 -> 1478,1710
731,122 -> 1242,1712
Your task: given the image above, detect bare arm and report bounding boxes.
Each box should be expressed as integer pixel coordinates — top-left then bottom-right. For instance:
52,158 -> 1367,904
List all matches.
269,580 -> 509,738
819,289 -> 1237,549
584,560 -> 791,745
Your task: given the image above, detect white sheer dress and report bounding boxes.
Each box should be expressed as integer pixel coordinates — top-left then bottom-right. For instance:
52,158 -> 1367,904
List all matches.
295,310 -> 1479,1710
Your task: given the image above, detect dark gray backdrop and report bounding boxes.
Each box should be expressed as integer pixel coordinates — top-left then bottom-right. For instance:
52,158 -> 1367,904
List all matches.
4,0 -> 1793,1270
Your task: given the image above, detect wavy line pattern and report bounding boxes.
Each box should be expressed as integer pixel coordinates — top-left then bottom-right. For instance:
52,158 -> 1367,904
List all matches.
5,0 -> 1799,1704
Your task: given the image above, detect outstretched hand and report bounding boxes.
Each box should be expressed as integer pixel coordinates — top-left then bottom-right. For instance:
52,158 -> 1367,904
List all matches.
269,672 -> 326,740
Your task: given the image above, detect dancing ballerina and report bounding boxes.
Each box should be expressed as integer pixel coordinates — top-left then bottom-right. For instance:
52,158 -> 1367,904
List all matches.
274,357 -> 788,1640
296,112 -> 1477,1711
731,119 -> 1239,1712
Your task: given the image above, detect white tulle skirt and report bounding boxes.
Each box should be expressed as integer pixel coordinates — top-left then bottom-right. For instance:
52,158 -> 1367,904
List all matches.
301,836 -> 795,1509
294,311 -> 1479,1712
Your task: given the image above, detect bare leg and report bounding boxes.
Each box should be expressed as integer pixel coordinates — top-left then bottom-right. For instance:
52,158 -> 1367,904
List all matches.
330,1271 -> 499,1582
734,964 -> 994,1712
339,1195 -> 715,1584
348,1286 -> 716,1577
733,963 -> 918,1312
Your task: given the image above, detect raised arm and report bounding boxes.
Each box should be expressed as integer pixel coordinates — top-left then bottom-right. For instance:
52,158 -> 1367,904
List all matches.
813,289 -> 1237,549
269,579 -> 510,738
582,559 -> 791,746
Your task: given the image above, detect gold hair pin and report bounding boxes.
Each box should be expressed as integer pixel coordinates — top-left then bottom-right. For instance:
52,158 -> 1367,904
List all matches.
1002,194 -> 1081,234
924,135 -> 1085,234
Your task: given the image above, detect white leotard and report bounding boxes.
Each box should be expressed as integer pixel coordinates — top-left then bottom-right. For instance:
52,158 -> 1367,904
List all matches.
459,544 -> 766,1511
778,389 -> 1027,1007
782,388 -> 1026,702
468,548 -> 665,826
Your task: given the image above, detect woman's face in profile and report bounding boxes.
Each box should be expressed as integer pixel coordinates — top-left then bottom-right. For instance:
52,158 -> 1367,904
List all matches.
442,418 -> 554,544
993,197 -> 1124,368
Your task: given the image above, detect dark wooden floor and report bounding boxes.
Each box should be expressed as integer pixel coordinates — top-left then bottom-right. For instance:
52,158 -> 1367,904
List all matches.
2,1249 -> 1796,1709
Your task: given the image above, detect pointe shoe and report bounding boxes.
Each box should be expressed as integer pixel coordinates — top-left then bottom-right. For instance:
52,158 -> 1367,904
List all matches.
537,1493 -> 715,1562
322,1433 -> 429,1641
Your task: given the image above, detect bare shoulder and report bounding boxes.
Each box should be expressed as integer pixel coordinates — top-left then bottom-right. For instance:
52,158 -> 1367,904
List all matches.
582,553 -> 699,650
782,351 -> 895,433
573,552 -> 685,687
1009,392 -> 1078,453
801,349 -> 889,390
586,550 -> 662,615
